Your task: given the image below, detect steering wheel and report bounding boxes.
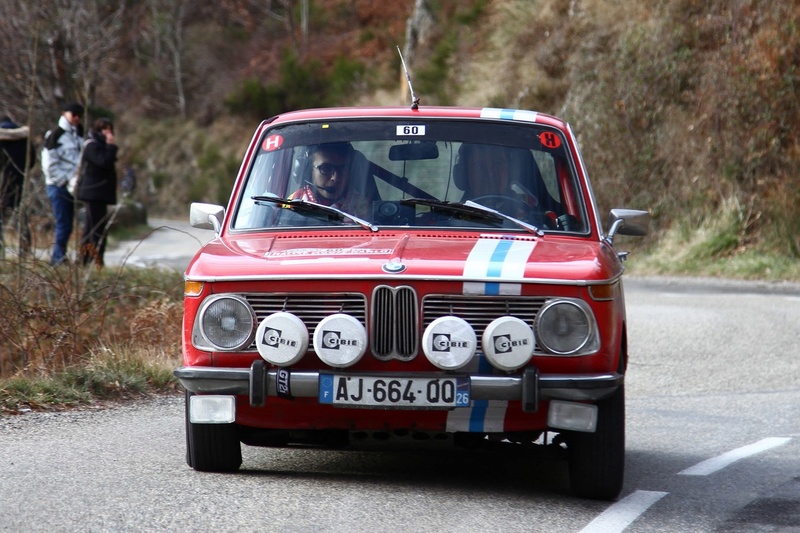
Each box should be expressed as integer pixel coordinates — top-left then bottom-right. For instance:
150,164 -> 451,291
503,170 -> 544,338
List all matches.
470,195 -> 535,215
470,195 -> 552,229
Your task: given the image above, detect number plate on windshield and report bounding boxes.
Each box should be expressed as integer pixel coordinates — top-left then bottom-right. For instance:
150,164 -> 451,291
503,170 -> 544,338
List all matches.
319,374 -> 470,408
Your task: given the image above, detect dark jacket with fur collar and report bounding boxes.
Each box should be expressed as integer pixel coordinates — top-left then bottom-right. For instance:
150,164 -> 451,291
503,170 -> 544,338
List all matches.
77,131 -> 117,204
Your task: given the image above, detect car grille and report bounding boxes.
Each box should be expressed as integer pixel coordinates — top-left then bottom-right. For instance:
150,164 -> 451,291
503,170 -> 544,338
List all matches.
243,291 -> 548,356
244,292 -> 368,350
371,286 -> 418,360
421,295 -> 548,330
422,295 -> 549,353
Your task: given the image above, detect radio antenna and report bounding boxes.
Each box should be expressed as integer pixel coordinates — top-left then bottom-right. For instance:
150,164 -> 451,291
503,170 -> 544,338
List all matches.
397,46 -> 419,110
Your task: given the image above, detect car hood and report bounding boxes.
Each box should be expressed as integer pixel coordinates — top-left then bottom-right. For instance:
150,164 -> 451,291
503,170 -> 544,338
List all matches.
185,230 -> 623,283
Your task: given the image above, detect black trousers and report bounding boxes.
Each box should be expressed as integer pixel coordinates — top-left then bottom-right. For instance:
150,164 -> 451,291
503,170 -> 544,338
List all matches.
80,201 -> 109,266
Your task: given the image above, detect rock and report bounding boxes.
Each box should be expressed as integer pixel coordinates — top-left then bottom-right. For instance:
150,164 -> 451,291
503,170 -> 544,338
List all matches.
77,200 -> 148,232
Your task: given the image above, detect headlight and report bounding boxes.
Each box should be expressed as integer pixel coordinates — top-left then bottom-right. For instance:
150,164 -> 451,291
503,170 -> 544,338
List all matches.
535,299 -> 598,355
312,313 -> 368,368
422,316 -> 477,370
481,316 -> 535,371
255,312 -> 309,366
197,295 -> 256,351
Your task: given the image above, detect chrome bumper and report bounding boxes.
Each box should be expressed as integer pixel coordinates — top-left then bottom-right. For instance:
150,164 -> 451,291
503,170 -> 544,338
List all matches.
174,363 -> 622,411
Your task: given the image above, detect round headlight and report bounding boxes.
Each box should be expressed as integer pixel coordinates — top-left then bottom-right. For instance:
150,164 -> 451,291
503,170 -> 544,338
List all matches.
422,316 -> 477,370
255,312 -> 309,366
535,300 -> 595,355
482,316 -> 535,371
312,313 -> 367,368
198,295 -> 255,351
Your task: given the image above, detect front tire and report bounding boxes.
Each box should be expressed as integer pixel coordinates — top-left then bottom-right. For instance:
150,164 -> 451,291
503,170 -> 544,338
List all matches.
567,385 -> 625,500
184,392 -> 242,472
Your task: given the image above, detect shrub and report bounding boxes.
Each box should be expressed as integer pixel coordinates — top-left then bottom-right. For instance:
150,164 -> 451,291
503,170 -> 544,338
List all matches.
0,260 -> 183,379
225,51 -> 367,120
224,78 -> 283,119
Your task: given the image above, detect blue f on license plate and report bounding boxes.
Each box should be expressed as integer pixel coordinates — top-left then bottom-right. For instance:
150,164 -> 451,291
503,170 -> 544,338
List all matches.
319,374 -> 470,408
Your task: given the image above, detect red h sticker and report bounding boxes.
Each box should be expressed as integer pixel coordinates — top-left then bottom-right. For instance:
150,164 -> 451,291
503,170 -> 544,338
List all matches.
539,132 -> 561,149
262,134 -> 284,151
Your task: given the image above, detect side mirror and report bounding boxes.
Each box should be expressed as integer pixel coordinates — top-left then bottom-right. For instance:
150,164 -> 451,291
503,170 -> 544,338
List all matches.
190,202 -> 225,233
606,209 -> 650,243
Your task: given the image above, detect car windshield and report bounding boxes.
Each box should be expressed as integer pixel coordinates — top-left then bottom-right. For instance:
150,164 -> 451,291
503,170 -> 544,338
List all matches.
232,119 -> 588,233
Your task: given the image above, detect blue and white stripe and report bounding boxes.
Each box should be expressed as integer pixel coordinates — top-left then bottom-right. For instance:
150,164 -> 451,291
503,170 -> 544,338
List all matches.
463,238 -> 535,296
446,355 -> 508,432
447,236 -> 535,432
480,108 -> 538,123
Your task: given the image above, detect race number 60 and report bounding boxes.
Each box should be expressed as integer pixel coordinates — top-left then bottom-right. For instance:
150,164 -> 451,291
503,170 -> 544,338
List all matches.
396,125 -> 426,136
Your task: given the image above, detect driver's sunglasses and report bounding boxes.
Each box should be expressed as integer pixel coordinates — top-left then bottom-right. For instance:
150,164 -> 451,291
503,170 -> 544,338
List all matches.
314,163 -> 346,177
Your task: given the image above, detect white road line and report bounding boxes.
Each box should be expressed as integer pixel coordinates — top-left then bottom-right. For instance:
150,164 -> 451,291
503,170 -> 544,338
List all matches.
579,490 -> 668,533
678,437 -> 792,476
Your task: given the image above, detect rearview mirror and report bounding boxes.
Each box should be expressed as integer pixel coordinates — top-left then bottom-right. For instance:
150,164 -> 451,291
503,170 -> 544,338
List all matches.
388,141 -> 439,161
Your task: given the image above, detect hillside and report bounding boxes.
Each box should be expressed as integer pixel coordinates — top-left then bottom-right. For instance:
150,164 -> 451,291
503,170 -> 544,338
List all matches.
1,0 -> 798,276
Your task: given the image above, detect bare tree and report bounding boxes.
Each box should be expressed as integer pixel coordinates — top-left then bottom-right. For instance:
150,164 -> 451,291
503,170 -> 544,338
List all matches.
0,2 -> 51,124
133,0 -> 188,117
0,0 -> 125,123
0,0 -> 125,262
255,0 -> 309,53
164,1 -> 188,118
69,1 -> 125,115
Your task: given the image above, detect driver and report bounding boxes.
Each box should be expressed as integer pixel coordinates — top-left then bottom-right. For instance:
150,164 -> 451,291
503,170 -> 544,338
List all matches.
459,143 -> 512,199
456,143 -> 538,214
289,142 -> 370,217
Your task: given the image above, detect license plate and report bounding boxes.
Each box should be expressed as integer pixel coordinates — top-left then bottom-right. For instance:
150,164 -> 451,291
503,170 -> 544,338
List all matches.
319,374 -> 470,408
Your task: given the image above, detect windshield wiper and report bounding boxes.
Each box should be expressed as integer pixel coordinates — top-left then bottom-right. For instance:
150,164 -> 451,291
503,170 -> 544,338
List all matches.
464,200 -> 543,236
252,195 -> 378,232
400,198 -> 543,236
400,198 -> 502,221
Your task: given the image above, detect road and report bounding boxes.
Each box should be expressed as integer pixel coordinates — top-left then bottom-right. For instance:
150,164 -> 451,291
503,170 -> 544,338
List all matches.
1,269 -> 800,530
2,217 -> 213,270
620,278 -> 800,532
103,217 -> 214,271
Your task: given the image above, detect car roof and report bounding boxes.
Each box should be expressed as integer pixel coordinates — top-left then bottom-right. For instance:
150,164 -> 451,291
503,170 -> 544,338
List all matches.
262,106 -> 569,130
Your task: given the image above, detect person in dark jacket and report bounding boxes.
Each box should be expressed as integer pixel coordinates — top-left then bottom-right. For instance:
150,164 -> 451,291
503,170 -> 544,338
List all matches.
1,115 -> 35,255
77,117 -> 117,267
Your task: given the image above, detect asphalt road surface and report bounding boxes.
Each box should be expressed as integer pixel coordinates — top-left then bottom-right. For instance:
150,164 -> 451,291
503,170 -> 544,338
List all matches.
2,227 -> 800,531
103,217 -> 214,271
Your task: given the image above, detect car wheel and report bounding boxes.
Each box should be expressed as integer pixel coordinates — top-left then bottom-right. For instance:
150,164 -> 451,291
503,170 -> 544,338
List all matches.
567,384 -> 625,500
184,392 -> 242,472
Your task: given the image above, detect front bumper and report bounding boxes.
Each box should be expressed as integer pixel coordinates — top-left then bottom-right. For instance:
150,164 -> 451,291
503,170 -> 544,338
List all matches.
174,363 -> 622,412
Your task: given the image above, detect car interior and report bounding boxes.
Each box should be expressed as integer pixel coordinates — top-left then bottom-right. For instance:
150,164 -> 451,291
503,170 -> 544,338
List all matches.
233,122 -> 587,233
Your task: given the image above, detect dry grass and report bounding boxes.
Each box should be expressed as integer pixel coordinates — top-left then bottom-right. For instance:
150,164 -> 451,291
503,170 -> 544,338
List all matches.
0,260 -> 184,413
0,343 -> 181,414
0,260 -> 183,379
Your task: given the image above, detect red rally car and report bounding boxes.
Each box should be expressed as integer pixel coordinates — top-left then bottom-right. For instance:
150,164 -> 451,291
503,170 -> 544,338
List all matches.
174,106 -> 649,500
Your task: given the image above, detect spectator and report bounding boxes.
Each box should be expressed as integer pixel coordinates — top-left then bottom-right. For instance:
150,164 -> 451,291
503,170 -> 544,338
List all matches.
121,166 -> 136,196
43,102 -> 84,266
0,115 -> 34,253
76,118 -> 118,268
